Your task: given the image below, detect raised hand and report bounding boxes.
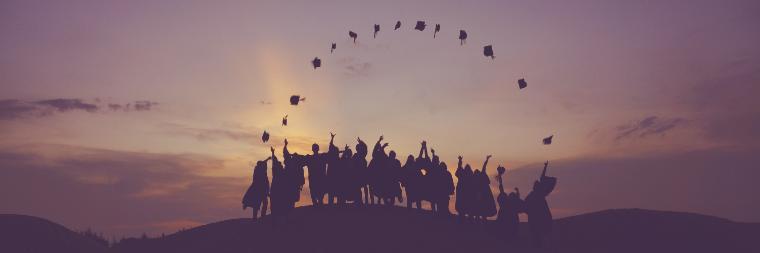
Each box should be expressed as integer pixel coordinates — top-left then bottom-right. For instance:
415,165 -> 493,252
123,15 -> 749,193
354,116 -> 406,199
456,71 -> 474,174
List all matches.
379,135 -> 384,141
270,146 -> 275,153
458,155 -> 462,160
382,143 -> 389,148
330,132 -> 336,138
284,138 -> 288,146
431,148 -> 436,154
487,155 -> 492,160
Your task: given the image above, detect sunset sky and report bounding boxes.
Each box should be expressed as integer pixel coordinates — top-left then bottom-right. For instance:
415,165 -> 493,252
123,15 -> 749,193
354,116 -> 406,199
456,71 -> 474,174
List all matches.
2,0 -> 759,237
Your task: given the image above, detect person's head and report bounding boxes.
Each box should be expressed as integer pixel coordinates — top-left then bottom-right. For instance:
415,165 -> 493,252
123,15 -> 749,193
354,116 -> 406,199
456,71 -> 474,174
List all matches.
342,147 -> 353,159
312,143 -> 319,154
405,155 -> 415,165
389,150 -> 397,160
355,141 -> 367,157
432,155 -> 439,166
465,164 -> 472,172
255,161 -> 268,174
439,162 -> 447,172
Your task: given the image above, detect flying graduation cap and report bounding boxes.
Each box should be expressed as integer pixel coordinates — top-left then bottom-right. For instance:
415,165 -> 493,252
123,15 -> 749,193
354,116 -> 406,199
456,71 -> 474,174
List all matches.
394,21 -> 401,30
518,78 -> 527,89
434,24 -> 440,38
543,135 -> 554,145
331,43 -> 336,53
262,131 -> 270,143
282,115 -> 288,126
483,45 -> 494,59
415,21 -> 426,31
374,24 -> 380,38
459,30 -> 468,45
290,95 -> 305,105
312,57 -> 321,69
349,31 -> 358,43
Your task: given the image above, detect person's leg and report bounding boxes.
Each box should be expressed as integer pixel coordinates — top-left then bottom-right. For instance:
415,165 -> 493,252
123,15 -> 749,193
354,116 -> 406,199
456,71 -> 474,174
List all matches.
252,207 -> 259,220
261,197 -> 269,219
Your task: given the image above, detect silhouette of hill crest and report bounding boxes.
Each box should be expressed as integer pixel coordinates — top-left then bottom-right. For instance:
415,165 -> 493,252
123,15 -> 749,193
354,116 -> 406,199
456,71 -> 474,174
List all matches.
3,207 -> 759,253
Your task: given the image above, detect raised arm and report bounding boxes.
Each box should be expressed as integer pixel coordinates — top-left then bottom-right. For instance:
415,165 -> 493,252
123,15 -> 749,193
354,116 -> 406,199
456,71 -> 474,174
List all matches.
457,156 -> 463,170
482,155 -> 492,172
372,136 -> 382,154
541,161 -> 549,179
270,146 -> 277,161
283,139 -> 291,161
422,141 -> 429,160
417,141 -> 425,159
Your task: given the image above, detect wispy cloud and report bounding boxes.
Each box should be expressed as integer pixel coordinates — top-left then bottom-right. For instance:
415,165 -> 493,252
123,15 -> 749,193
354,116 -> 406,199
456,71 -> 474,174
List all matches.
614,116 -> 685,141
0,98 -> 159,120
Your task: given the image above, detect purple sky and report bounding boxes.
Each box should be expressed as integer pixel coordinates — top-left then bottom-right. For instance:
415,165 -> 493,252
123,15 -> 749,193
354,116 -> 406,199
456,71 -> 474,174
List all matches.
1,0 -> 759,237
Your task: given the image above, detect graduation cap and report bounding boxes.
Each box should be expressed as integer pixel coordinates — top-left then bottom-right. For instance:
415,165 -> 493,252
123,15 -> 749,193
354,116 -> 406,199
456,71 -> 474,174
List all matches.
434,24 -> 440,38
483,45 -> 494,59
262,131 -> 270,143
312,57 -> 321,69
348,31 -> 358,43
415,21 -> 426,31
459,30 -> 468,45
543,135 -> 554,145
290,95 -> 305,105
374,24 -> 380,38
331,43 -> 336,53
394,21 -> 401,30
282,115 -> 288,126
518,78 -> 527,89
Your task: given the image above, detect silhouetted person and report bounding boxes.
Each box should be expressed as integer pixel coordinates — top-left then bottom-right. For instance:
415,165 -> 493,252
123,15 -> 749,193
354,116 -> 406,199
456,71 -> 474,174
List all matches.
474,155 -> 497,221
368,135 -> 390,205
495,165 -> 523,240
386,150 -> 404,205
352,138 -> 369,205
242,155 -> 272,220
401,154 -> 422,209
434,159 -> 454,215
415,141 -> 432,210
336,145 -> 354,205
326,133 -> 341,205
525,161 -> 557,248
269,146 -> 287,216
455,156 -> 471,219
283,139 -> 306,212
306,139 -> 329,206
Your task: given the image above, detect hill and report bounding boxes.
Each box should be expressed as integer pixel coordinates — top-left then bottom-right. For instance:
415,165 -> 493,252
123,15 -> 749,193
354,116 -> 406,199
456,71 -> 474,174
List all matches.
3,207 -> 759,253
0,214 -> 109,253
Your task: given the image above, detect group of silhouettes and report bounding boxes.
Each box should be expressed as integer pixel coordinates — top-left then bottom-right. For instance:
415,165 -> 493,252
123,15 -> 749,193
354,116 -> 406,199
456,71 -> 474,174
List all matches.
243,133 -> 557,247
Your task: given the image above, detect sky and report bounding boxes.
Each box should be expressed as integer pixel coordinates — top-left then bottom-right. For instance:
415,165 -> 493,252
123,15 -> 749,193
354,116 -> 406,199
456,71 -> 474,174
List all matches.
1,0 -> 759,238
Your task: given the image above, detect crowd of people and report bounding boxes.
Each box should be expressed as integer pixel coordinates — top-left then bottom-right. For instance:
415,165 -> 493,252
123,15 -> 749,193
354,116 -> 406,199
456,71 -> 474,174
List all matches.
242,133 -> 557,247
